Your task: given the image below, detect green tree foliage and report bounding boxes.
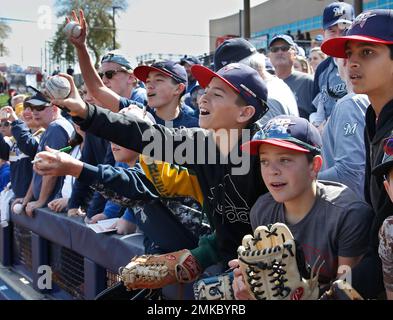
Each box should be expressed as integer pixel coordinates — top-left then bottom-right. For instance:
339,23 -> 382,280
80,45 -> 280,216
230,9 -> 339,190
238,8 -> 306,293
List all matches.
0,20 -> 11,56
51,0 -> 127,68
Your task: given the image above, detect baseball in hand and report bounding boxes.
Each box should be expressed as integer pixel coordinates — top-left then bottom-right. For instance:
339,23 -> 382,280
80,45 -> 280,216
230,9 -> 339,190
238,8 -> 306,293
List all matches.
63,21 -> 82,38
45,75 -> 71,99
13,203 -> 24,214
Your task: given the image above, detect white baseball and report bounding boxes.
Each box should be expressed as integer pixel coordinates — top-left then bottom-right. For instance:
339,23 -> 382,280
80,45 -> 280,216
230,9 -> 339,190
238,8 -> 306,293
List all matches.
13,203 -> 24,214
63,21 -> 82,38
45,75 -> 71,99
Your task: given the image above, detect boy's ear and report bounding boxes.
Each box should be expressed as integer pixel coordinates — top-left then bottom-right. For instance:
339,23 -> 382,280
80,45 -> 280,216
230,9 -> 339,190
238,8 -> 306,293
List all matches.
311,154 -> 323,178
237,105 -> 256,123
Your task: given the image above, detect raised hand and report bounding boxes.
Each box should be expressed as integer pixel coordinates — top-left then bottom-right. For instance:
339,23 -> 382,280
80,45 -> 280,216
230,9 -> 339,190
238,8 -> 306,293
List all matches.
0,106 -> 17,122
65,9 -> 88,49
49,73 -> 88,118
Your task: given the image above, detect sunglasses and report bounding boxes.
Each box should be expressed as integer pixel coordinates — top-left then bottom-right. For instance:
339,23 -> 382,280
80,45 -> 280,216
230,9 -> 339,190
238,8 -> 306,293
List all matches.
384,138 -> 393,156
0,121 -> 11,128
98,69 -> 128,80
270,45 -> 292,53
24,102 -> 50,112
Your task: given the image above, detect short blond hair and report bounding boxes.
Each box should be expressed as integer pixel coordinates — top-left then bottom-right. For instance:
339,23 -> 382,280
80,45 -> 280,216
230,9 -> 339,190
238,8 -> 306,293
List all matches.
11,94 -> 27,108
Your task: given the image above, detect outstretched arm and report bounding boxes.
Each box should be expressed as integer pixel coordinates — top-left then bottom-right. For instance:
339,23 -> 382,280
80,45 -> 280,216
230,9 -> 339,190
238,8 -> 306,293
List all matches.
33,146 -> 159,202
50,74 -> 206,167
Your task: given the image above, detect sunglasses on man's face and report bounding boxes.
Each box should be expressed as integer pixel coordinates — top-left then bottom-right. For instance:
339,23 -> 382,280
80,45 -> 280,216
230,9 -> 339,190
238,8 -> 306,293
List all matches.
270,45 -> 292,53
98,69 -> 128,80
24,102 -> 50,112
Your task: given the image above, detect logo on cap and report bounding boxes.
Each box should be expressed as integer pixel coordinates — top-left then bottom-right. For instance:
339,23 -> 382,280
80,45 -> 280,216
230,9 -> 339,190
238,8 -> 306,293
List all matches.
263,118 -> 294,139
352,11 -> 377,28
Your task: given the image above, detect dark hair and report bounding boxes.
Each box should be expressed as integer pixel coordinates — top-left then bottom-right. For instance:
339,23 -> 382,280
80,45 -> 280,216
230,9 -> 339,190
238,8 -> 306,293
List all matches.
305,151 -> 321,163
235,95 -> 247,107
170,78 -> 186,99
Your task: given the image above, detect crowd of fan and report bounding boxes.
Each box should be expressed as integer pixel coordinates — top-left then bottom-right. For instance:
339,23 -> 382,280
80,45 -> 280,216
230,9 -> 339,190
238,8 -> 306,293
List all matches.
1,2 -> 393,300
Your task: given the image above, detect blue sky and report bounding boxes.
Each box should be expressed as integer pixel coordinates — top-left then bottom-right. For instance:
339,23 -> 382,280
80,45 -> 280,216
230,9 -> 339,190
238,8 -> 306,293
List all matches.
0,0 -> 267,68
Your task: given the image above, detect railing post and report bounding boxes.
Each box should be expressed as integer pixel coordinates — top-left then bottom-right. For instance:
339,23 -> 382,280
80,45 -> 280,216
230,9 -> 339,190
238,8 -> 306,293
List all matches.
0,222 -> 12,266
31,232 -> 50,293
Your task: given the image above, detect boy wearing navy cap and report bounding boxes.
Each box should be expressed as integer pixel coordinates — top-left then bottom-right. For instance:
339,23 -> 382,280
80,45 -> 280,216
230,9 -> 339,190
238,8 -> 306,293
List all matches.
133,61 -> 198,128
322,9 -> 393,298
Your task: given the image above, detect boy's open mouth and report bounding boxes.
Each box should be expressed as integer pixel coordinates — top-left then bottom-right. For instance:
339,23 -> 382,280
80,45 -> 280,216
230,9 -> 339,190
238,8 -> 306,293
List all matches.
200,108 -> 210,116
270,182 -> 287,188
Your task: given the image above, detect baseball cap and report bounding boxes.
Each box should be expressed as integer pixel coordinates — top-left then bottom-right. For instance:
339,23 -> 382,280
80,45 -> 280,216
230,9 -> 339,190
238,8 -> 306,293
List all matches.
241,115 -> 322,155
101,50 -> 137,70
191,63 -> 268,119
134,60 -> 188,87
214,38 -> 257,71
23,92 -> 51,107
315,34 -> 324,42
323,2 -> 355,30
321,9 -> 393,58
372,137 -> 393,177
269,34 -> 297,49
297,46 -> 306,58
180,55 -> 201,66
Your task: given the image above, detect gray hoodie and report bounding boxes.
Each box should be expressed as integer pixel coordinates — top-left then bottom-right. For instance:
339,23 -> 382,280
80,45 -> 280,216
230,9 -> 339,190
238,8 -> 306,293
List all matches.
319,93 -> 369,198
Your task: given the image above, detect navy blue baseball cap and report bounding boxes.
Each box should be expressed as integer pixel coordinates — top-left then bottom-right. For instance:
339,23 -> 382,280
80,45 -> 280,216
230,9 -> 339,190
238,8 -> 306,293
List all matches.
191,63 -> 268,119
180,56 -> 201,66
322,9 -> 393,58
269,34 -> 297,49
101,51 -> 136,70
134,60 -> 188,87
323,2 -> 355,30
214,38 -> 257,71
241,115 -> 322,155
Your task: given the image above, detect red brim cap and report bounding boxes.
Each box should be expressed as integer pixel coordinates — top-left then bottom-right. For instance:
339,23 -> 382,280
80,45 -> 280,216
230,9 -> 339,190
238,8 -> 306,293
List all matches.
134,65 -> 174,82
241,139 -> 310,155
321,35 -> 393,58
191,65 -> 240,94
